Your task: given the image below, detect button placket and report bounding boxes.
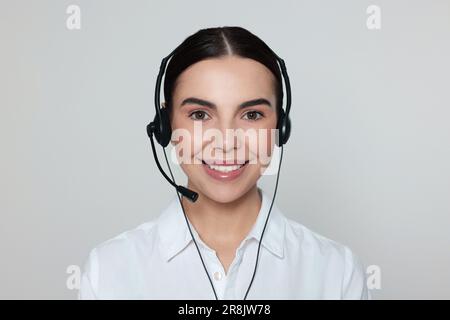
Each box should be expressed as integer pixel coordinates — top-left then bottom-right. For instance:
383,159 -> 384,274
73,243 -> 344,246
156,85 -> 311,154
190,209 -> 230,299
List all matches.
211,254 -> 226,282
206,250 -> 228,299
226,243 -> 246,276
213,270 -> 223,281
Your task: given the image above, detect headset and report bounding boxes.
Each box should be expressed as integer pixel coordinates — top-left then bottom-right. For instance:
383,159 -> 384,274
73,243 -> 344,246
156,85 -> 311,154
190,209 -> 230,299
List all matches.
146,44 -> 292,300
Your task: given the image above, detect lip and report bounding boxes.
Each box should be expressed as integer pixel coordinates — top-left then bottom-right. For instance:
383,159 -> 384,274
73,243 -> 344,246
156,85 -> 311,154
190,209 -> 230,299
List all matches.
202,159 -> 248,166
202,160 -> 249,181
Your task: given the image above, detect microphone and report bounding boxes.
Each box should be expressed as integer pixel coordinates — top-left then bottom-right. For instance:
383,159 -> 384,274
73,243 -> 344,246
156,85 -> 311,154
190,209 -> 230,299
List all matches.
146,123 -> 199,203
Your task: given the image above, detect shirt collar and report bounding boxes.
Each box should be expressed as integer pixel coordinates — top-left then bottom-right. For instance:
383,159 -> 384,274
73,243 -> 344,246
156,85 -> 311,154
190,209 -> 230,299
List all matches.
155,187 -> 286,262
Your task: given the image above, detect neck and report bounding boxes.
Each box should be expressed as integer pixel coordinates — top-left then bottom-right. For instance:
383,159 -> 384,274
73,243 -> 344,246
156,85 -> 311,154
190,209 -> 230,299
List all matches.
181,183 -> 262,250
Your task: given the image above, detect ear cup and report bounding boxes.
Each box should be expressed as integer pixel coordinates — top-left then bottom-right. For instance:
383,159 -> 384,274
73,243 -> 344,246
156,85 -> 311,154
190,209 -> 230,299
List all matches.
152,107 -> 172,147
282,112 -> 291,145
276,108 -> 291,146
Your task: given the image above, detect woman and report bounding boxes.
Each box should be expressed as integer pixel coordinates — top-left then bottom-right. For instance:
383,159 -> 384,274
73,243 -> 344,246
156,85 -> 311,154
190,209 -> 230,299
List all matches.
79,26 -> 370,300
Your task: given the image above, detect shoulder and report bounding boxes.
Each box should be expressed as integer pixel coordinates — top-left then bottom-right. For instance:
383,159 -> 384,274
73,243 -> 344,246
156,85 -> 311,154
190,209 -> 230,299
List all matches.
87,219 -> 159,266
283,216 -> 370,299
284,215 -> 349,257
98,220 -> 157,252
78,219 -> 159,299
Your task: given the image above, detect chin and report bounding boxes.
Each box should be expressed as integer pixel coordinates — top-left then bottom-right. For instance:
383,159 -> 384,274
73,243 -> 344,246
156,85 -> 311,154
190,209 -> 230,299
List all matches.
200,184 -> 252,204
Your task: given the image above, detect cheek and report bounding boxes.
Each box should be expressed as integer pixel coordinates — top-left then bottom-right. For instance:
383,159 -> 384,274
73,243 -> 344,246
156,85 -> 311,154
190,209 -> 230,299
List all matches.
171,127 -> 204,164
246,127 -> 276,164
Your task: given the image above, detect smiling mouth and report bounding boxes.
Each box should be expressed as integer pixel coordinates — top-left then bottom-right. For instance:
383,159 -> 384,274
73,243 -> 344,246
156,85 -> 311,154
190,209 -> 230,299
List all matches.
202,160 -> 249,173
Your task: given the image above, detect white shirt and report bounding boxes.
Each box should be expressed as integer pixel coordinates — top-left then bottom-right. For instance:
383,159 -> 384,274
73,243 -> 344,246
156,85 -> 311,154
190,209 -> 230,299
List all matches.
78,187 -> 371,300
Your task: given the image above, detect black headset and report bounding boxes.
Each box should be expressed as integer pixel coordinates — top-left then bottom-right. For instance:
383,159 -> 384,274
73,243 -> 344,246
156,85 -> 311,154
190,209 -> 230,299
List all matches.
148,48 -> 291,147
146,44 -> 292,300
147,47 -> 291,202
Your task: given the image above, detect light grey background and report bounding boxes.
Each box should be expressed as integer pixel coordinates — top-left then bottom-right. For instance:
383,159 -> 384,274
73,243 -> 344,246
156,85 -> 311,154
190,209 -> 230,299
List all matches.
1,0 -> 449,299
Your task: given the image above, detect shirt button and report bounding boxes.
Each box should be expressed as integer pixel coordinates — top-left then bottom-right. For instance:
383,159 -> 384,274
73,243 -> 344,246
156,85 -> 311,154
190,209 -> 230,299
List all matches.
213,271 -> 223,281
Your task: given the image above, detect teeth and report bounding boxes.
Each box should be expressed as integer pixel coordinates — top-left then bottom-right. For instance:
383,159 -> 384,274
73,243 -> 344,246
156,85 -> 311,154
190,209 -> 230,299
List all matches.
207,164 -> 244,172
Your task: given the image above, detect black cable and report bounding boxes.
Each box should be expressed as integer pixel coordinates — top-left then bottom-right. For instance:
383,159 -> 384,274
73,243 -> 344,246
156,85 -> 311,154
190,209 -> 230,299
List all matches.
162,147 -> 219,300
243,144 -> 284,300
162,143 -> 284,300
151,40 -> 290,300
148,131 -> 178,189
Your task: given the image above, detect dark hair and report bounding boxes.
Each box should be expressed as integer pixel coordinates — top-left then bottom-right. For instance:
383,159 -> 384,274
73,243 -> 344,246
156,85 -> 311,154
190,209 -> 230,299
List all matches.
163,26 -> 283,119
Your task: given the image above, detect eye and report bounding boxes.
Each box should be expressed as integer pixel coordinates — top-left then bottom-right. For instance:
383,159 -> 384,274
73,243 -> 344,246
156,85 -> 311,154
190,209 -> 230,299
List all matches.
242,110 -> 264,121
189,110 -> 210,121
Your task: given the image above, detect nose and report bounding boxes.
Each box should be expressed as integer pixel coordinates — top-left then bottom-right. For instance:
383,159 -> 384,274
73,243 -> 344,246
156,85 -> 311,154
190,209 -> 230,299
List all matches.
214,121 -> 242,154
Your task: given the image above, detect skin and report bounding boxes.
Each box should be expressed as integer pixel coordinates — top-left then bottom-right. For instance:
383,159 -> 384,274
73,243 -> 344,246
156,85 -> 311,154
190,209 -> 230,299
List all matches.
167,55 -> 278,274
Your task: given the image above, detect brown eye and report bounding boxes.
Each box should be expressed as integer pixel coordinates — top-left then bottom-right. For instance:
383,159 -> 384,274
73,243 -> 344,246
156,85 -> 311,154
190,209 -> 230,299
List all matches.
243,111 -> 263,121
189,110 -> 210,121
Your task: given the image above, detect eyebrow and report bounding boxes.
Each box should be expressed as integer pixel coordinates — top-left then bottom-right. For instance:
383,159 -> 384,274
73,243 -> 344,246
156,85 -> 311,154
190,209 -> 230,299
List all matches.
180,97 -> 272,109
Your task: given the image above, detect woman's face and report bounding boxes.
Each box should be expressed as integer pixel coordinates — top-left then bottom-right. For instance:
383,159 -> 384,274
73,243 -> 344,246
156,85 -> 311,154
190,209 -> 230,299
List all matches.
169,55 -> 278,204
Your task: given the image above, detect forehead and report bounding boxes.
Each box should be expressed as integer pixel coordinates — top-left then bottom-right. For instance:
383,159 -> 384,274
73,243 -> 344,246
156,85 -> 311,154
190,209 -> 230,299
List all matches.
173,56 -> 276,102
